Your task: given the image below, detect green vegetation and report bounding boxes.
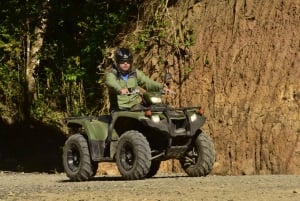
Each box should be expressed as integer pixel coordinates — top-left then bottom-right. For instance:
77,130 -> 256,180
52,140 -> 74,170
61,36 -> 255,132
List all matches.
0,0 -> 139,123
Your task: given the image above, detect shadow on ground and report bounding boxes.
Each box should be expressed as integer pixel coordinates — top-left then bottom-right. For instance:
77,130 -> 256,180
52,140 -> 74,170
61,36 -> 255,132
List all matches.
0,118 -> 67,173
59,174 -> 188,183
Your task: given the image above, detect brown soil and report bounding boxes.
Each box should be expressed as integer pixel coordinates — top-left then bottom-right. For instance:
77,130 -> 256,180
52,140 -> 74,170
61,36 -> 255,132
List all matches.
0,171 -> 299,201
130,0 -> 300,175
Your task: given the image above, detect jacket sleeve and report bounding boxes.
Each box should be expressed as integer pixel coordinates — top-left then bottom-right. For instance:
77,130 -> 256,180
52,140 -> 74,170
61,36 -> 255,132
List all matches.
136,69 -> 163,91
105,71 -> 122,92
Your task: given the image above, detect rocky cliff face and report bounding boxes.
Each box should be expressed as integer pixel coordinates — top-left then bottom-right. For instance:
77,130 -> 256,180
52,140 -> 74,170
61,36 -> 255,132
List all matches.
131,0 -> 300,175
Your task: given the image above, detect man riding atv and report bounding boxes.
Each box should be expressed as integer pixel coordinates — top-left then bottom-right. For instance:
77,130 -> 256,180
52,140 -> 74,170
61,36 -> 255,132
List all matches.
105,48 -> 173,112
62,48 -> 215,181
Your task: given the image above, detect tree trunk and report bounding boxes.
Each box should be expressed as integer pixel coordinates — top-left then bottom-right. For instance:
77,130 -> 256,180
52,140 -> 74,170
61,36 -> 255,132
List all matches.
22,2 -> 49,123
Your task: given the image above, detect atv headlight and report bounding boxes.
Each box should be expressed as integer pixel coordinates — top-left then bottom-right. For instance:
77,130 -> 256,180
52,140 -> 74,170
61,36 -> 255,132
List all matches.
190,113 -> 197,122
150,97 -> 162,104
151,115 -> 160,123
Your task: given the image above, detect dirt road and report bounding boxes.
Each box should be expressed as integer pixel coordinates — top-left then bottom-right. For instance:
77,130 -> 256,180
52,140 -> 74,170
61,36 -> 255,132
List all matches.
0,171 -> 299,201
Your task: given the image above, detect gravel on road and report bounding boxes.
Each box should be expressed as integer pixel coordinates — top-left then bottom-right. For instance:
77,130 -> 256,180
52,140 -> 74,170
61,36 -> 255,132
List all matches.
0,172 -> 300,201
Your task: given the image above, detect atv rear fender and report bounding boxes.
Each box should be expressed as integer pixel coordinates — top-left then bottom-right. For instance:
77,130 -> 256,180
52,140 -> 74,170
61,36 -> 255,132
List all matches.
66,116 -> 110,141
66,116 -> 116,161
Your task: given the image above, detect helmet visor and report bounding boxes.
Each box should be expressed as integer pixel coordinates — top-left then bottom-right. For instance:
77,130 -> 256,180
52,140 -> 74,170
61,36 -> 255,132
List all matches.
118,59 -> 132,64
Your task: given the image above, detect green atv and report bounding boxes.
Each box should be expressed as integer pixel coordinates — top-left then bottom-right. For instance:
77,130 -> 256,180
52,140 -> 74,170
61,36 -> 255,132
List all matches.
62,87 -> 215,181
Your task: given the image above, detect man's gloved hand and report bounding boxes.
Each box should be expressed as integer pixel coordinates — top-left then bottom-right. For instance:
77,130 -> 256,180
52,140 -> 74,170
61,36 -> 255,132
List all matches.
163,84 -> 176,94
119,88 -> 129,94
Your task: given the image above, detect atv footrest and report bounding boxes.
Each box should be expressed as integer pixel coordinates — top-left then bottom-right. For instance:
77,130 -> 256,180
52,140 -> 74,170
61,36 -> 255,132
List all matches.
166,146 -> 188,158
99,157 -> 114,162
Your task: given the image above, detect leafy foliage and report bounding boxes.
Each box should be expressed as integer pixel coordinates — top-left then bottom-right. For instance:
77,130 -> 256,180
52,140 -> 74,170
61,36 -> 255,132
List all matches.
0,18 -> 24,120
0,0 -> 139,122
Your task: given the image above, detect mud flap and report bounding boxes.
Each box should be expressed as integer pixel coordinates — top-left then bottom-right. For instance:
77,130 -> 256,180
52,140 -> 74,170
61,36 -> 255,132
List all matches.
110,141 -> 118,159
89,139 -> 105,161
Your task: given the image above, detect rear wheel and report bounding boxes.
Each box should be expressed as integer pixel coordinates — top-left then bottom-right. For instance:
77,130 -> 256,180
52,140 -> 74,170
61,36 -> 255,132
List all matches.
180,132 -> 215,177
62,134 -> 94,181
116,130 -> 151,180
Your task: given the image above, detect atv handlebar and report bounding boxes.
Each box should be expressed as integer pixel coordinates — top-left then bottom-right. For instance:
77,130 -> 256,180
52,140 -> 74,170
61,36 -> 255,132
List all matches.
121,88 -> 176,96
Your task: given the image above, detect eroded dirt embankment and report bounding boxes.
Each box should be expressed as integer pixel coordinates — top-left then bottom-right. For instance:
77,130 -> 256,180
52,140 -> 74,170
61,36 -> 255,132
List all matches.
135,0 -> 300,175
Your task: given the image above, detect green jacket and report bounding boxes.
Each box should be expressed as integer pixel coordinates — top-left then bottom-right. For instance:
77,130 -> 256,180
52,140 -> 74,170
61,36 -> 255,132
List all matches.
105,67 -> 163,111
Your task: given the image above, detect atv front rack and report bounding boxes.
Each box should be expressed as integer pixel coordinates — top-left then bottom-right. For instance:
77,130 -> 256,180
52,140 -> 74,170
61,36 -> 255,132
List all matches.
137,105 -> 205,138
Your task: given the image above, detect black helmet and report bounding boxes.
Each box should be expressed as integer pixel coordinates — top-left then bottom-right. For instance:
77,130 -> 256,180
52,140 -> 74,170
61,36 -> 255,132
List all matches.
115,48 -> 133,64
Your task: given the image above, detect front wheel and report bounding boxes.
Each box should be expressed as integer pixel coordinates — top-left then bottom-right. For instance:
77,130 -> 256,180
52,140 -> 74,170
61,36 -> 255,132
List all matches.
91,162 -> 99,176
62,134 -> 94,181
146,160 -> 161,178
116,130 -> 151,180
180,132 -> 215,177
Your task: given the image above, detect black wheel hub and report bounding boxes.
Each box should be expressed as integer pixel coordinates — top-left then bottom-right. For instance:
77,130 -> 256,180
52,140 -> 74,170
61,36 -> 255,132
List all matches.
182,148 -> 198,167
120,143 -> 135,170
67,144 -> 81,171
